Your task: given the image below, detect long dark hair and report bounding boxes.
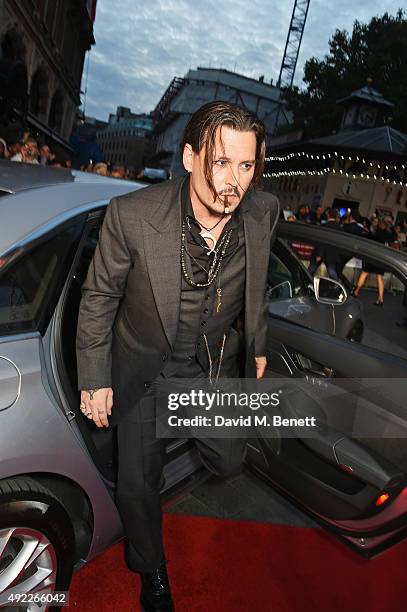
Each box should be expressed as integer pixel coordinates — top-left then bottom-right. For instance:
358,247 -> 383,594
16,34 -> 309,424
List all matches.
180,101 -> 265,200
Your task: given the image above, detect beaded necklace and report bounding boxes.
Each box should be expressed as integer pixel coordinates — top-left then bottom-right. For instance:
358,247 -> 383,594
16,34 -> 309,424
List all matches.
181,218 -> 231,381
180,220 -> 232,288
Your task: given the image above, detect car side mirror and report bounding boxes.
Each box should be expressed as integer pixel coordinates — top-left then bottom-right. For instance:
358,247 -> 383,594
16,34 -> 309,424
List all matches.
267,280 -> 293,301
313,276 -> 348,305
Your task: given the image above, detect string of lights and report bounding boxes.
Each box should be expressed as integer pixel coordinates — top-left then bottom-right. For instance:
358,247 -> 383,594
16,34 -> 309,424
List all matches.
264,167 -> 332,178
263,167 -> 407,188
265,150 -> 406,172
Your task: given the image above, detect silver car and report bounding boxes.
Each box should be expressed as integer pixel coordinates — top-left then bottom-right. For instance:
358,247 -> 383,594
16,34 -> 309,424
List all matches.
1,160 -> 407,609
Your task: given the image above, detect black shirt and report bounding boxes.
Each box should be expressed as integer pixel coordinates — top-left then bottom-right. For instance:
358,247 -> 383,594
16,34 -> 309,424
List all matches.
181,175 -> 242,282
160,177 -> 246,378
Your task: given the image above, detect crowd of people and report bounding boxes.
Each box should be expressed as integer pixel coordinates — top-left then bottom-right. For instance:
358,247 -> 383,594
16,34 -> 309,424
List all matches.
288,203 -> 407,249
0,131 -> 140,180
288,203 -> 407,308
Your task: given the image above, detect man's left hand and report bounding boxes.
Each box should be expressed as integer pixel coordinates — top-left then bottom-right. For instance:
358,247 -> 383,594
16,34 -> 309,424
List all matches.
255,356 -> 267,379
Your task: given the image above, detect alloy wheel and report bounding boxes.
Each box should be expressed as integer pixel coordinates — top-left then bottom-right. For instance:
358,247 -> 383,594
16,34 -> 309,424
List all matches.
0,527 -> 57,610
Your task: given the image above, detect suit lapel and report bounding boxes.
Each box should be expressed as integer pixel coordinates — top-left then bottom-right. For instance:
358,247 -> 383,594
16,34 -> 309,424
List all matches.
141,180 -> 271,351
142,179 -> 184,349
242,192 -> 270,345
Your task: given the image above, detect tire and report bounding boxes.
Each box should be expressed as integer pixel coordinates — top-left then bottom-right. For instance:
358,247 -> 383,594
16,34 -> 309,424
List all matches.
0,477 -> 75,611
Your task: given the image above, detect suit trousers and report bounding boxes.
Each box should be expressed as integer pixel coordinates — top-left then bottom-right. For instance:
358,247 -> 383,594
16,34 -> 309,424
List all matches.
115,385 -> 247,573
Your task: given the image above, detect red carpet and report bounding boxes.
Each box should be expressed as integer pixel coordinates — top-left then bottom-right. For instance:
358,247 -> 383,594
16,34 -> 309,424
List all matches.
69,513 -> 407,611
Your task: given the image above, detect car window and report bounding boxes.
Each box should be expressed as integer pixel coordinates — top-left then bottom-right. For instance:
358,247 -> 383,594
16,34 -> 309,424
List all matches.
0,219 -> 84,335
280,231 -> 407,359
267,245 -> 309,302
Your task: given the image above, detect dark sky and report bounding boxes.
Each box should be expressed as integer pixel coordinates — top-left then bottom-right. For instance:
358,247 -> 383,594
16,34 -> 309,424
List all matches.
82,0 -> 401,120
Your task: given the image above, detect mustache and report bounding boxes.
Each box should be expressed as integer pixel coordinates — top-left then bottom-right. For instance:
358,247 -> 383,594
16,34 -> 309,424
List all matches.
217,187 -> 240,197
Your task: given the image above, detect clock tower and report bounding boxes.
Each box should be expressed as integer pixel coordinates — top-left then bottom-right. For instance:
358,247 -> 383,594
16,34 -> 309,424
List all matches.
337,79 -> 394,131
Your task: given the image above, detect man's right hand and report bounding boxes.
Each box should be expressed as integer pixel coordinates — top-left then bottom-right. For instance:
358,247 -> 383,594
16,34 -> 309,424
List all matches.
80,388 -> 113,428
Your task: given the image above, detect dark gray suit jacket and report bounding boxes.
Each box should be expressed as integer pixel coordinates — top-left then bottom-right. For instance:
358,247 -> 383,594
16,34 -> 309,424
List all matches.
76,177 -> 279,425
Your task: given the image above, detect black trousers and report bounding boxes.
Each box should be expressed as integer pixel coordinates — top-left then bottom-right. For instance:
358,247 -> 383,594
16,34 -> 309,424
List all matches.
115,389 -> 247,572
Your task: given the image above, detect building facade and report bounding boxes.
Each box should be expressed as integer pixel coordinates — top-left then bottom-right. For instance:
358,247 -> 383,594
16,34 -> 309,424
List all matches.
265,84 -> 407,224
96,106 -> 154,170
0,0 -> 96,151
152,67 -> 289,176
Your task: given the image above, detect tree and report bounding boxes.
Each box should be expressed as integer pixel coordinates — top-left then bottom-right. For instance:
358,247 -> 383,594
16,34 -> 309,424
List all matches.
282,10 -> 407,138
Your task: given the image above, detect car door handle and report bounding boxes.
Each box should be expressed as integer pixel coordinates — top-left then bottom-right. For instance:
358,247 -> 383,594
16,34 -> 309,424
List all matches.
286,348 -> 334,378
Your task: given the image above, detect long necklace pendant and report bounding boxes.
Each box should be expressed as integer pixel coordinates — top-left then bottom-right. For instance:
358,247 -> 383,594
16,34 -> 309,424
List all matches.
200,229 -> 217,255
216,288 -> 222,313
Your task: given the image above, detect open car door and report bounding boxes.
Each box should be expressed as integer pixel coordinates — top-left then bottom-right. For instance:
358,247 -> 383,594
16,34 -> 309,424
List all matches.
246,221 -> 407,557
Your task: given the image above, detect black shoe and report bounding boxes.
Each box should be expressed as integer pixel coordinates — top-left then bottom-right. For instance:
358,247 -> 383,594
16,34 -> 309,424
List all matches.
396,320 -> 407,328
140,561 -> 174,612
373,301 -> 383,306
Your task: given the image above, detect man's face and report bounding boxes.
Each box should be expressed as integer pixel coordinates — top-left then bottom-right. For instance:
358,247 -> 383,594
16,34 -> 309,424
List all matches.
183,126 -> 257,216
24,141 -> 38,160
41,145 -> 50,159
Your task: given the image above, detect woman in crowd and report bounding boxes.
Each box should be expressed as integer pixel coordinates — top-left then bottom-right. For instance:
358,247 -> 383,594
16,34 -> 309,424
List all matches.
353,218 -> 394,305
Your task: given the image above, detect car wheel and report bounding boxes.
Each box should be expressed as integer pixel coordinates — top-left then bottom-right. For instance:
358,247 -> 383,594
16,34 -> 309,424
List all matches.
0,477 -> 75,611
347,321 -> 364,343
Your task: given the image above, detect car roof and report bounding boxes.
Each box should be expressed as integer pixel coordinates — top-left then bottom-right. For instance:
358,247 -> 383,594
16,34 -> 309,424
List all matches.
0,159 -> 75,194
0,161 -> 146,256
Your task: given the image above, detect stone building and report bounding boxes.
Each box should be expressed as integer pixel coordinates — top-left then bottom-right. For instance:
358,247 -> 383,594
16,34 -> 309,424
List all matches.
96,106 -> 154,170
0,0 -> 96,153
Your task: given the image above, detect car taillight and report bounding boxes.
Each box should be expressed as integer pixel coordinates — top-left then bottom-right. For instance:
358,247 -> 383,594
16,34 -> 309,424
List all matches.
375,493 -> 390,507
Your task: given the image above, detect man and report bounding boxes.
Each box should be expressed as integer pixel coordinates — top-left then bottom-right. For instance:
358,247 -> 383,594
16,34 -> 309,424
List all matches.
94,161 -> 108,175
110,164 -> 126,178
8,142 -> 21,158
23,138 -> 39,163
309,205 -> 326,225
39,144 -> 54,165
76,101 -> 279,611
343,210 -> 365,236
295,203 -> 310,222
10,137 -> 39,163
